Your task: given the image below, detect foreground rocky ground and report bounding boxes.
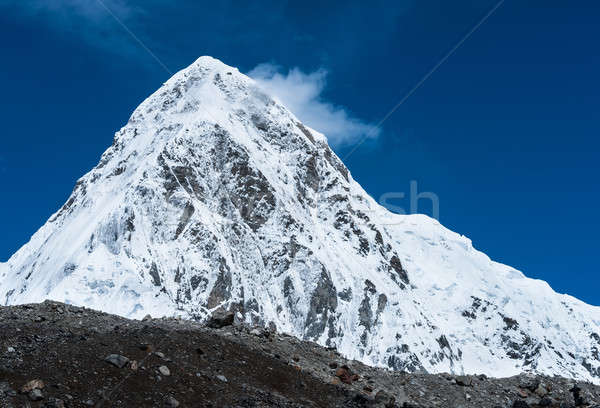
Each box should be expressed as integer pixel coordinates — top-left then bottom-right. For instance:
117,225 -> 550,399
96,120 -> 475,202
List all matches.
1,302 -> 599,408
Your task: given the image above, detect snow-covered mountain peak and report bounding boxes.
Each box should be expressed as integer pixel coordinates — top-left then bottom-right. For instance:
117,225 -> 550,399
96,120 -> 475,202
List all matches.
2,57 -> 600,383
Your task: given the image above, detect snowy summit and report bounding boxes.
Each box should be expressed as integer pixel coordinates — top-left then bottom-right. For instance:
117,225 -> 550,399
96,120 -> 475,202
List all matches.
1,56 -> 599,382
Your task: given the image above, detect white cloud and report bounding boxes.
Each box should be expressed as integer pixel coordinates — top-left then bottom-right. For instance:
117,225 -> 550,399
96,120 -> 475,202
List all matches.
248,63 -> 380,146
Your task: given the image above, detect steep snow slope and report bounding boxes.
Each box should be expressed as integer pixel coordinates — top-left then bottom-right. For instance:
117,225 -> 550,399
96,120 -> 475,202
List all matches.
1,56 -> 599,382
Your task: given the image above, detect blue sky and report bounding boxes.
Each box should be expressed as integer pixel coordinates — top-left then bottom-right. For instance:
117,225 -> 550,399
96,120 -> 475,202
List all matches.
0,1 -> 598,304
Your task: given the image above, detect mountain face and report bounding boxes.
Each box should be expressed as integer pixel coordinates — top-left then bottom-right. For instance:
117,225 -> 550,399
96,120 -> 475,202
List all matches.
1,56 -> 599,382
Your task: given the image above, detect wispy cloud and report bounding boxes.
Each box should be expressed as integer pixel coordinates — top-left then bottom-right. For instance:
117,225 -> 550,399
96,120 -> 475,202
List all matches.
248,63 -> 380,146
3,0 -> 132,20
0,0 -> 140,55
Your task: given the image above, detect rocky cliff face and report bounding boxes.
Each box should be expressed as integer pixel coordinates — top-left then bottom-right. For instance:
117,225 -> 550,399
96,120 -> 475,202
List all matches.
1,56 -> 599,382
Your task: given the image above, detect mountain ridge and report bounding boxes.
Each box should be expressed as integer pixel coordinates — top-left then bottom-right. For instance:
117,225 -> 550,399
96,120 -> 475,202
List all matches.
1,56 -> 599,383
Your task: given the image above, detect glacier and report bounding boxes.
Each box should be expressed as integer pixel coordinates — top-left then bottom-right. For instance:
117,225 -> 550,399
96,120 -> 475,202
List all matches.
1,56 -> 599,382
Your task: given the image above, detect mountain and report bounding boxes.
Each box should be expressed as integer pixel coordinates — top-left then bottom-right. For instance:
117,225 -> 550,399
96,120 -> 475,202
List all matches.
1,56 -> 599,383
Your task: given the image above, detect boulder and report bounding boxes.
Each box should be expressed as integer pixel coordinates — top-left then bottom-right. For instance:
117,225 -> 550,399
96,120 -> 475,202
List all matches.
104,354 -> 130,369
206,310 -> 234,328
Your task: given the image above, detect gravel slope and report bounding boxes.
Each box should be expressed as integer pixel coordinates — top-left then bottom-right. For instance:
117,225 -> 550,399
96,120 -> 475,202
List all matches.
1,301 -> 600,408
